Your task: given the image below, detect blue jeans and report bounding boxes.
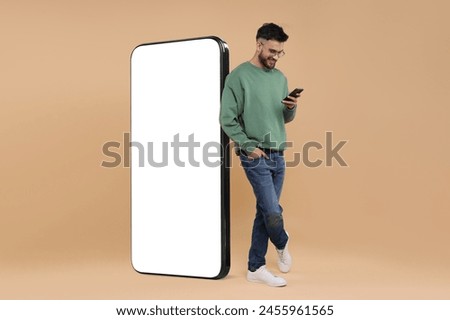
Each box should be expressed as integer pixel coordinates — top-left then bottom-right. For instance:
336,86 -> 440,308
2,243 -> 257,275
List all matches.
240,151 -> 289,271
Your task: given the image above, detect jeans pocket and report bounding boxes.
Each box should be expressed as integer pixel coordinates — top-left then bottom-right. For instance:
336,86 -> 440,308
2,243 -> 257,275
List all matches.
240,154 -> 264,168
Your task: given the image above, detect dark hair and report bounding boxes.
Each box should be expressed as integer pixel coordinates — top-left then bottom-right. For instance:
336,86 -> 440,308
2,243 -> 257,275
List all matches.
256,23 -> 289,42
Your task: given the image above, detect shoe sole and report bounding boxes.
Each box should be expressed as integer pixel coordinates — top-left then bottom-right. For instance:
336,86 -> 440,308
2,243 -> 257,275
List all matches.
278,266 -> 291,273
247,277 -> 287,287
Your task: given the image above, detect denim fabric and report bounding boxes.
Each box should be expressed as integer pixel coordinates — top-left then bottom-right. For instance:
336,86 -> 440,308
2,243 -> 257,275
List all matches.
240,151 -> 289,271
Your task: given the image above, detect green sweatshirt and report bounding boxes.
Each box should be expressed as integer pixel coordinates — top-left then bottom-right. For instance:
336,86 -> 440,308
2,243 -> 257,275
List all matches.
220,62 -> 296,153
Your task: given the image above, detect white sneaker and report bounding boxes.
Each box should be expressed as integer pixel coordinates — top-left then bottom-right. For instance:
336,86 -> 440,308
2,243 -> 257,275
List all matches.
247,265 -> 287,287
277,235 -> 292,273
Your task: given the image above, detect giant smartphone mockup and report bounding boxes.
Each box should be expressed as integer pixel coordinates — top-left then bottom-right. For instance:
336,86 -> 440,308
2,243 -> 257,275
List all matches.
130,37 -> 230,279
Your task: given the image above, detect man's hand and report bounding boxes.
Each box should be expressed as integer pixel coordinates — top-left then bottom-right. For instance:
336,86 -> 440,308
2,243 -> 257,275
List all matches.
247,148 -> 269,160
282,94 -> 300,109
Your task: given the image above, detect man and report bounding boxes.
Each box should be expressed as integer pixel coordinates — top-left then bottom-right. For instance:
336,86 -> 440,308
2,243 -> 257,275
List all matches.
220,23 -> 301,287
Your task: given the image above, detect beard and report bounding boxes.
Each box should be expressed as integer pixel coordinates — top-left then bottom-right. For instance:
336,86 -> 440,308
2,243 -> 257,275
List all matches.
258,52 -> 277,70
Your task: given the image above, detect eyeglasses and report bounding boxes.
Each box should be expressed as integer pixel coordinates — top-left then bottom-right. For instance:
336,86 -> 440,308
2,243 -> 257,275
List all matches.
258,41 -> 286,58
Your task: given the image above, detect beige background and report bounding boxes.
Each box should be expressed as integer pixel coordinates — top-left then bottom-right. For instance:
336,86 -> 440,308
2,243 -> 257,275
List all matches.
1,0 -> 449,299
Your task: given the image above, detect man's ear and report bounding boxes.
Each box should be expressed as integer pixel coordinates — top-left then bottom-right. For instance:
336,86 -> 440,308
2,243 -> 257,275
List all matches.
256,41 -> 262,53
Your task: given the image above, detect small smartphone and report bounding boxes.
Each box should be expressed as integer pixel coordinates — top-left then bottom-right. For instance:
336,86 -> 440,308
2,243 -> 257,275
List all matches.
283,88 -> 304,101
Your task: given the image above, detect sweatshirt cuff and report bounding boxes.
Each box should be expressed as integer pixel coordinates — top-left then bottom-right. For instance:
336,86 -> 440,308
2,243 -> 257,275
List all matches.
241,141 -> 258,154
285,104 -> 297,111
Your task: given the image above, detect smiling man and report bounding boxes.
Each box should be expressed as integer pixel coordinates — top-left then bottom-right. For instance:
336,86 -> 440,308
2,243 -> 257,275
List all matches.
220,23 -> 301,287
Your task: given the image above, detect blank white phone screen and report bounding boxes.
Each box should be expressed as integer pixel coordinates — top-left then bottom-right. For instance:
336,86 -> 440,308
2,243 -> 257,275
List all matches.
131,37 -> 229,278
